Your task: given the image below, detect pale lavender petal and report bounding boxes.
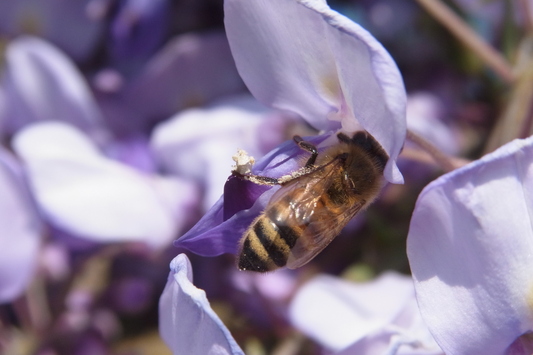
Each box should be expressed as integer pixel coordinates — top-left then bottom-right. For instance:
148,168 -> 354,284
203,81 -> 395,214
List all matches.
159,254 -> 245,355
289,272 -> 436,353
123,32 -> 245,123
151,94 -> 301,210
1,36 -> 106,137
224,0 -> 406,183
0,148 -> 41,302
0,0 -> 103,61
407,136 -> 533,355
12,122 -> 199,249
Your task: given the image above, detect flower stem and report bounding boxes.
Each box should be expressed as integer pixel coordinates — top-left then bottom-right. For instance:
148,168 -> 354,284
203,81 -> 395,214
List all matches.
405,129 -> 468,172
484,35 -> 533,153
415,0 -> 515,84
13,276 -> 52,335
519,0 -> 533,34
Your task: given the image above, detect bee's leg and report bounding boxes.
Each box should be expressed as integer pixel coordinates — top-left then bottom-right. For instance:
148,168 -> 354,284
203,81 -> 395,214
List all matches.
232,171 -> 281,186
293,135 -> 318,168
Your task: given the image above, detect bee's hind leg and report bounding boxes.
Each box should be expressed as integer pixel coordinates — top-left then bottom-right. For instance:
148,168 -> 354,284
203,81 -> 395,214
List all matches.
293,135 -> 318,168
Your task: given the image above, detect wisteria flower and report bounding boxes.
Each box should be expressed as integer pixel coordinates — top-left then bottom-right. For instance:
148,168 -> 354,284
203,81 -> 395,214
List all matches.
289,272 -> 443,354
159,253 -> 245,355
0,36 -> 106,139
225,0 -> 406,183
12,121 -> 199,249
0,147 -> 41,302
407,136 -> 533,355
175,0 -> 406,259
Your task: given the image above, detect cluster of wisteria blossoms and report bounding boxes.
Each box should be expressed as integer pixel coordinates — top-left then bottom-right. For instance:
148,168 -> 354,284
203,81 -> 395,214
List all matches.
1,0 -> 533,354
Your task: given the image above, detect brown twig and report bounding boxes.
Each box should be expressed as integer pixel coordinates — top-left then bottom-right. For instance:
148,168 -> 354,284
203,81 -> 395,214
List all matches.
405,129 -> 469,172
415,0 -> 515,84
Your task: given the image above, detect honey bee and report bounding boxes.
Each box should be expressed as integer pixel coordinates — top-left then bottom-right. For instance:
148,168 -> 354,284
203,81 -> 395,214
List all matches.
233,131 -> 389,272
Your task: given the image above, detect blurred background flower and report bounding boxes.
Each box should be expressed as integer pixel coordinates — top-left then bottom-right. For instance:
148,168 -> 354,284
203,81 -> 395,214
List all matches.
0,0 -> 531,354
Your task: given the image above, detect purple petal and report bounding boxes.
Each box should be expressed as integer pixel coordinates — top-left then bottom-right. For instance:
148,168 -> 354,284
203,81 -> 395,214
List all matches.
12,122 -> 199,249
108,0 -> 169,71
224,0 -> 406,183
159,254 -> 245,355
1,36 -> 106,137
0,148 -> 41,302
407,136 -> 533,355
175,133 -> 330,256
123,32 -> 245,123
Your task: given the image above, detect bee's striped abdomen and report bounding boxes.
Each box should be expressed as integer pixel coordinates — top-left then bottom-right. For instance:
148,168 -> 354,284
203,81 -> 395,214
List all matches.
238,206 -> 303,272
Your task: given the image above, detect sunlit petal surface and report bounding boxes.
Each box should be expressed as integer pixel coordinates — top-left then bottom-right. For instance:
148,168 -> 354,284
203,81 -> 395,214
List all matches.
159,254 -> 245,355
0,148 -> 41,302
289,272 -> 442,354
407,136 -> 533,355
225,0 -> 406,183
12,122 -> 199,248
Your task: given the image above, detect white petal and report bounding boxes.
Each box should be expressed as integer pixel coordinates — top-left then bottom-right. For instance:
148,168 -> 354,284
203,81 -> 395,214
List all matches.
12,122 -> 198,248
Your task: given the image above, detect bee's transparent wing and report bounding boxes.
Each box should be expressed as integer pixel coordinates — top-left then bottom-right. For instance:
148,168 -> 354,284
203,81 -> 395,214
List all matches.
267,157 -> 365,269
286,199 -> 364,269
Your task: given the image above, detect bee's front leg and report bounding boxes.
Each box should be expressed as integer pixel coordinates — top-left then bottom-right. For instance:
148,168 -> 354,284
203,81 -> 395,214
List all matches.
231,171 -> 281,186
293,135 -> 318,168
